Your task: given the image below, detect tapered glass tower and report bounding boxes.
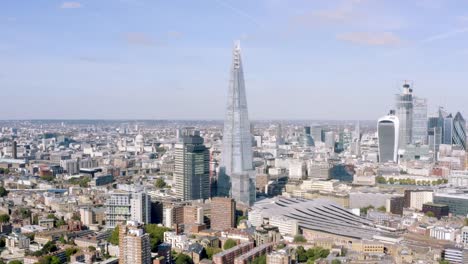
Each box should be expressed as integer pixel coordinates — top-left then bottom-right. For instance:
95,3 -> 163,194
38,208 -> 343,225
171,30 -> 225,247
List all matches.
218,41 -> 255,206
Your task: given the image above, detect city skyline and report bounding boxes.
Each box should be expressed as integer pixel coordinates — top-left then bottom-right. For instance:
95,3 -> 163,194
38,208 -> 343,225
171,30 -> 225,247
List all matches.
2,0 -> 468,120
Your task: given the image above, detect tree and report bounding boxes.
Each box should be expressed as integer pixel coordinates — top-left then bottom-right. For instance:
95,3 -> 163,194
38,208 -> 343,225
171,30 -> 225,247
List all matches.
50,256 -> 61,264
464,218 -> 468,226
252,255 -> 267,264
0,214 -> 10,223
205,247 -> 222,260
223,239 -> 237,250
375,176 -> 386,184
293,235 -> 307,243
439,261 -> 450,264
296,246 -> 307,262
18,208 -> 31,219
144,224 -> 171,251
175,253 -> 193,264
56,218 -> 67,227
0,187 -> 8,197
42,241 -> 58,253
377,206 -> 386,212
65,247 -> 79,260
332,260 -> 342,264
8,261 -> 21,264
426,211 -> 435,218
236,215 -> 247,226
360,205 -> 374,215
155,178 -> 167,188
108,226 -> 120,245
88,246 -> 96,251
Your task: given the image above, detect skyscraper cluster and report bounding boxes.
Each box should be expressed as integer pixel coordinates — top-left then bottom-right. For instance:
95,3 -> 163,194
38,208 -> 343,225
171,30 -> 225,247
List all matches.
378,82 -> 466,163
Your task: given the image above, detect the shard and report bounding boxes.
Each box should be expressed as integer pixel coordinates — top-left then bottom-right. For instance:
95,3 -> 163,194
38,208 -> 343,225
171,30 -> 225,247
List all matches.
218,41 -> 255,206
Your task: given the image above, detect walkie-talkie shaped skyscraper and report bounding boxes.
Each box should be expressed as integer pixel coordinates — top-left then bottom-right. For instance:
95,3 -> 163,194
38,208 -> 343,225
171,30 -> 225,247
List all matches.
218,41 -> 255,206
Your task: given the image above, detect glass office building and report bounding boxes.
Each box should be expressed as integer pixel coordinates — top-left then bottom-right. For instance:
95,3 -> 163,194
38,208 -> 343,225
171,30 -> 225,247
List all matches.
412,97 -> 428,144
218,41 -> 255,206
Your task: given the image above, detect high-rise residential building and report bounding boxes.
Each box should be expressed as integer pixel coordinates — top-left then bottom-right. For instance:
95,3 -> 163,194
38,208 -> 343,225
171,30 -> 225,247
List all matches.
453,112 -> 466,150
412,97 -> 428,144
119,221 -> 152,264
378,111 -> 399,163
218,41 -> 256,206
174,128 -> 210,201
12,141 -> 17,159
106,191 -> 151,229
106,191 -> 132,229
130,192 -> 151,225
211,197 -> 236,230
395,83 -> 413,149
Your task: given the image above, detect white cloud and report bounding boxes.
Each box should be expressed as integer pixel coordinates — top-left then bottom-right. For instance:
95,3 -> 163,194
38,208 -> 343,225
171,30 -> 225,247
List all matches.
61,2 -> 82,9
336,32 -> 401,46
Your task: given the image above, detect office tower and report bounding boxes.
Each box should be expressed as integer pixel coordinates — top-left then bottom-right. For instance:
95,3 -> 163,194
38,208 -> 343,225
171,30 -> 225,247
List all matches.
119,221 -> 152,264
60,159 -> 80,175
325,131 -> 335,149
211,197 -> 236,230
412,97 -> 428,144
453,112 -> 466,150
12,141 -> 17,159
395,83 -> 413,149
378,111 -> 399,163
130,192 -> 151,224
311,125 -> 323,143
299,126 -> 314,147
276,123 -> 284,145
106,191 -> 151,229
443,114 -> 454,145
354,121 -> 361,141
428,115 -> 442,153
174,128 -> 210,201
218,41 -> 256,206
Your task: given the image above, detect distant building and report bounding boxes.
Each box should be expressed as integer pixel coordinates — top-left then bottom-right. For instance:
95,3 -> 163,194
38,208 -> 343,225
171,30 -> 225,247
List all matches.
422,203 -> 449,219
60,159 -> 79,175
386,196 -> 405,215
412,97 -> 428,144
212,242 -> 254,264
443,247 -> 468,264
404,190 -> 433,211
119,221 -> 152,264
433,193 -> 468,216
453,112 -> 466,150
378,111 -> 399,163
298,126 -> 314,147
105,191 -> 150,229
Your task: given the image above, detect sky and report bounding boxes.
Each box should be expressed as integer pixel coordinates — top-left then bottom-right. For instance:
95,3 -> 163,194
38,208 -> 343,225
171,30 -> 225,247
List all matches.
1,0 -> 468,120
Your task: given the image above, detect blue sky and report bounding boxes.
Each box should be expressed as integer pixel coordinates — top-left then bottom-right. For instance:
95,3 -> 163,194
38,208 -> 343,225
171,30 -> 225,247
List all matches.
1,0 -> 468,120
